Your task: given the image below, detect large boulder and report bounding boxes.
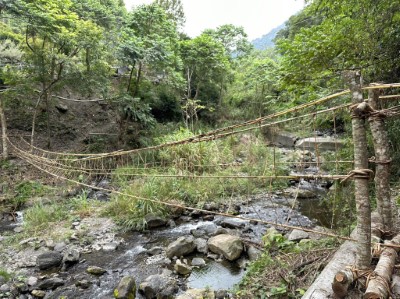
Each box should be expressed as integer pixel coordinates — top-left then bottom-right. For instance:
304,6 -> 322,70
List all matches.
166,236 -> 196,258
36,251 -> 62,270
207,234 -> 243,261
114,276 -> 136,299
139,275 -> 177,299
63,247 -> 80,265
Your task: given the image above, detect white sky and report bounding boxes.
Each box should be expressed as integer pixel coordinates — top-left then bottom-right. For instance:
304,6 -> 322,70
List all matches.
123,0 -> 306,40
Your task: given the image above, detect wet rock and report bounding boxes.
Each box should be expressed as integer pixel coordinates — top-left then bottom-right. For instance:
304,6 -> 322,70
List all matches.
176,288 -> 215,299
139,274 -> 178,299
191,258 -> 206,267
145,214 -> 167,228
197,222 -> 218,235
288,229 -> 310,242
75,279 -> 91,289
102,242 -> 118,252
194,238 -> 208,254
220,218 -> 247,229
86,266 -> 107,275
36,251 -> 62,270
174,259 -> 192,275
203,202 -> 219,211
147,246 -> 163,256
247,246 -> 262,261
15,281 -> 28,293
26,276 -> 38,287
31,289 -> 46,298
166,236 -> 196,258
37,278 -> 64,290
202,215 -> 215,221
114,276 -> 136,299
208,234 -> 243,261
190,228 -> 206,238
63,247 -> 80,265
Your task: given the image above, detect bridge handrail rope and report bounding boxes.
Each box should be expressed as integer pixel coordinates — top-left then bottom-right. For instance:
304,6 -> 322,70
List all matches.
9,138 -> 400,252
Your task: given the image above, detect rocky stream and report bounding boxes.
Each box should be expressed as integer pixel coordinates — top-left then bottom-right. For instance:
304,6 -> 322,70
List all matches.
0,137 -> 340,299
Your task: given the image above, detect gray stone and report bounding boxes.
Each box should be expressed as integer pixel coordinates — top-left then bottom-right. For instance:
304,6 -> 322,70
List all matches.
55,103 -> 68,113
145,214 -> 167,228
86,266 -> 107,275
196,222 -> 218,235
139,274 -> 177,299
13,227 -> 23,233
102,242 -> 118,252
37,277 -> 64,290
31,289 -> 46,298
194,238 -> 208,254
220,218 -> 247,229
288,229 -> 310,242
176,289 -> 215,299
295,137 -> 343,151
36,251 -> 62,270
265,130 -> 297,147
284,187 -> 317,199
147,247 -> 163,256
166,236 -> 196,258
214,290 -> 228,299
247,246 -> 262,261
190,229 -> 206,238
26,276 -> 38,286
54,242 -> 66,252
114,276 -> 136,299
0,283 -> 10,292
75,279 -> 91,289
207,234 -> 243,261
191,258 -> 206,267
174,259 -> 192,275
63,247 -> 80,264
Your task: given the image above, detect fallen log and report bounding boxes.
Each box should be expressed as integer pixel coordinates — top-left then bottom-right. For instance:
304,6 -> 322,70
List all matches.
364,234 -> 400,299
331,213 -> 383,298
302,212 -> 383,299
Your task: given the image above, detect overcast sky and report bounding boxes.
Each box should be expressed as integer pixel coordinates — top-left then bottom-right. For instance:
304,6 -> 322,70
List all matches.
123,0 -> 306,40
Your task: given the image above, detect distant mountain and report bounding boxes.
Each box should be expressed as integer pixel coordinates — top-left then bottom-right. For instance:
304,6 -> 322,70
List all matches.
251,23 -> 285,50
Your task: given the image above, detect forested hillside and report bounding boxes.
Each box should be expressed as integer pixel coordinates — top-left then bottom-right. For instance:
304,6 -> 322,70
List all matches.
1,1 -> 400,298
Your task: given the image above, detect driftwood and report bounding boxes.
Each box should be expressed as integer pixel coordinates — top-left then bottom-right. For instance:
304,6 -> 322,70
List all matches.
364,234 -> 400,299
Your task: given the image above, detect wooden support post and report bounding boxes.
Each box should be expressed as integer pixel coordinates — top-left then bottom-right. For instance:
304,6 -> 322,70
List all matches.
364,234 -> 400,298
0,97 -> 8,160
368,85 -> 393,230
345,70 -> 372,269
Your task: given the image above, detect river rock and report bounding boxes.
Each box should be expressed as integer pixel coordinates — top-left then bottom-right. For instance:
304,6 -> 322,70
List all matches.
102,242 -> 118,252
284,187 -> 317,199
55,103 -> 68,113
27,276 -> 38,287
191,228 -> 206,238
166,236 -> 196,258
147,246 -> 163,256
144,214 -> 167,228
54,242 -> 66,252
139,274 -> 178,299
31,289 -> 46,298
37,277 -> 64,290
288,229 -> 310,241
86,266 -> 107,275
197,222 -> 218,235
176,288 -> 215,299
75,279 -> 91,289
194,238 -> 208,254
247,246 -> 262,261
36,251 -> 62,270
13,226 -> 23,233
174,259 -> 192,275
220,218 -> 247,229
63,247 -> 80,264
207,234 -> 243,261
191,258 -> 206,267
295,137 -> 343,151
215,290 -> 229,299
114,276 -> 136,299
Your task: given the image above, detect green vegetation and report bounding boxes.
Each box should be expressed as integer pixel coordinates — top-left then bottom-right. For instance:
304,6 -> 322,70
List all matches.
237,230 -> 340,298
106,129 -> 287,230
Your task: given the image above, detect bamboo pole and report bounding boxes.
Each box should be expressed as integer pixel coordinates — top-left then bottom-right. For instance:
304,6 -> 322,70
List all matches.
0,97 -> 8,159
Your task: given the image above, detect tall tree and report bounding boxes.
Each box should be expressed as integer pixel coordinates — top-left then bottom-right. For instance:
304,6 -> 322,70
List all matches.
153,0 -> 185,29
